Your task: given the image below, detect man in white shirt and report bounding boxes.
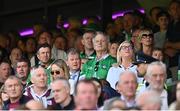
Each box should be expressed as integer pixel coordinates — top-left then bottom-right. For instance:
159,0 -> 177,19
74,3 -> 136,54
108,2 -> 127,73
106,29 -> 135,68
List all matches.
145,61 -> 168,110
117,71 -> 137,108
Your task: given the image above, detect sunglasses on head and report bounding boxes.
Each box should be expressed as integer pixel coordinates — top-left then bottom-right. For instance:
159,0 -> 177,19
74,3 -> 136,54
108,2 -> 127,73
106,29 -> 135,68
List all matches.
51,70 -> 60,75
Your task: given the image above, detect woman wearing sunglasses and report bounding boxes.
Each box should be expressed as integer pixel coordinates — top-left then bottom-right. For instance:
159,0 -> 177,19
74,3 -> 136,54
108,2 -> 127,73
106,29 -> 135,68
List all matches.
106,41 -> 137,90
139,28 -> 154,56
51,59 -> 70,81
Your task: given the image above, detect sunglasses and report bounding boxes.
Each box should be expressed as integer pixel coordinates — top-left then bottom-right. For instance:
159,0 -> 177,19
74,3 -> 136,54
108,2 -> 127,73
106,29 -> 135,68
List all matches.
51,70 -> 60,75
142,34 -> 153,39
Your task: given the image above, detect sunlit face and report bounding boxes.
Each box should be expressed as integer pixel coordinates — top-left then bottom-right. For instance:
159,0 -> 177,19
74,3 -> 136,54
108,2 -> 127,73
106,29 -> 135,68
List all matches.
37,47 -> 51,64
51,64 -> 65,80
117,42 -> 133,59
93,34 -> 108,52
118,72 -> 137,98
67,54 -> 80,71
152,50 -> 163,61
51,81 -> 69,104
16,62 -> 29,80
147,65 -> 166,91
0,63 -> 11,81
82,32 -> 94,50
5,78 -> 22,99
31,68 -> 47,88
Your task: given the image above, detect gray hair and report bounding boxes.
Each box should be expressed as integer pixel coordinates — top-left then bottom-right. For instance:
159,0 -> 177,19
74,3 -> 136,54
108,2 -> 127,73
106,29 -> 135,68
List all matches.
30,66 -> 46,78
51,78 -> 70,89
118,71 -> 137,84
146,61 -> 167,78
103,97 -> 126,110
136,90 -> 161,108
92,31 -> 110,44
4,76 -> 23,90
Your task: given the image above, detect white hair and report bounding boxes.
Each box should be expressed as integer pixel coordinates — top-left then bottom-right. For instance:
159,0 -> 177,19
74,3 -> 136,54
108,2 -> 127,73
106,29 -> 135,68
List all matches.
92,31 -> 110,44
136,90 -> 161,107
30,66 -> 46,78
146,61 -> 167,78
51,78 -> 70,89
118,70 -> 137,84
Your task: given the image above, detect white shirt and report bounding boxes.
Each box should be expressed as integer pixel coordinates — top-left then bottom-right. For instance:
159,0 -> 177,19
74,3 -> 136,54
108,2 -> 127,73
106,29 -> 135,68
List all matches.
160,89 -> 168,110
106,64 -> 137,89
69,70 -> 80,95
144,87 -> 168,110
120,95 -> 136,108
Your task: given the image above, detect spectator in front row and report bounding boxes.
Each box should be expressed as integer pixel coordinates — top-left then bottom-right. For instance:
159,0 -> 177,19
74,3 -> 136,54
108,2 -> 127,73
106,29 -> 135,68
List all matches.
136,90 -> 161,110
117,71 -> 137,108
23,67 -> 55,108
145,61 -> 168,110
0,60 -> 12,88
74,79 -> 98,110
3,76 -> 28,110
51,78 -> 75,110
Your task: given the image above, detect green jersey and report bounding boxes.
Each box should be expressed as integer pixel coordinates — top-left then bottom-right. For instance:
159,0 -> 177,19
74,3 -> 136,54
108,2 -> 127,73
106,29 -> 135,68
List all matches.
81,54 -> 117,79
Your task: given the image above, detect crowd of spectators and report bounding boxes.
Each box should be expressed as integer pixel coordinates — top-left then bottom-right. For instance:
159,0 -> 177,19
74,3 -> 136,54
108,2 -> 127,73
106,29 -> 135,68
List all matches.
0,0 -> 179,110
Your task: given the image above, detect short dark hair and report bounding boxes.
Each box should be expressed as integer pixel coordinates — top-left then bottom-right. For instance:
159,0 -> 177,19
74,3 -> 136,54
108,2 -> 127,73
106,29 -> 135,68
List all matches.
16,58 -> 31,68
74,79 -> 98,95
36,43 -> 51,53
156,11 -> 170,21
0,59 -> 11,66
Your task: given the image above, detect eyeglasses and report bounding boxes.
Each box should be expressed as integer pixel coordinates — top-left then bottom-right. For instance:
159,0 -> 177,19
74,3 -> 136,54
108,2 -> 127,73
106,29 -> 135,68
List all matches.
120,46 -> 133,51
51,70 -> 60,75
94,62 -> 99,71
142,34 -> 153,39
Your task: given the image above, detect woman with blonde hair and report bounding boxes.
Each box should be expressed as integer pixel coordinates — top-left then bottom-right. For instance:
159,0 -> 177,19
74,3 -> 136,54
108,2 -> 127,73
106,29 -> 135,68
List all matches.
51,59 -> 70,81
106,41 -> 137,89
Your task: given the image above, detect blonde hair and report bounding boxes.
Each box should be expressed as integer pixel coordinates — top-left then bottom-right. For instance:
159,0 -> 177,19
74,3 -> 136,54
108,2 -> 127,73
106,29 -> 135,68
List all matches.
117,41 -> 135,64
51,59 -> 70,79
